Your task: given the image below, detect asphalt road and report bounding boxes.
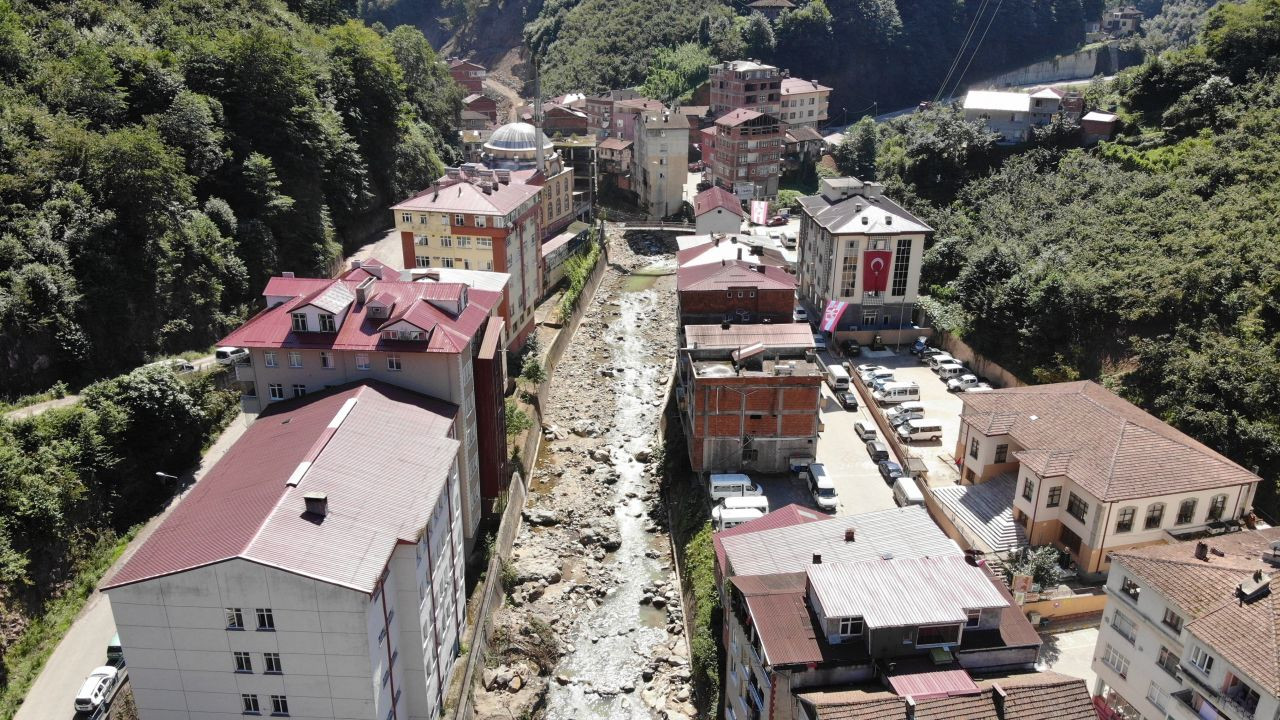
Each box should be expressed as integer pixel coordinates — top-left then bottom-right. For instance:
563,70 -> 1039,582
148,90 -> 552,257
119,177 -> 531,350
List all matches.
14,412 -> 253,720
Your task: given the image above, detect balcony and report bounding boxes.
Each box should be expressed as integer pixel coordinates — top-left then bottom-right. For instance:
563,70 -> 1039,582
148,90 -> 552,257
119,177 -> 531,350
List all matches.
1171,689 -> 1252,720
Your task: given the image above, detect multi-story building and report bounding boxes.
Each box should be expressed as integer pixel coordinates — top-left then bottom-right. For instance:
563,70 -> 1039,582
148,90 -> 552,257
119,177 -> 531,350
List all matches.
795,178 -> 931,342
448,57 -> 486,93
102,381 -> 467,720
1092,528 -> 1280,720
779,77 -> 831,130
677,257 -> 794,325
463,93 -> 498,127
219,263 -> 509,549
677,323 -> 819,473
746,0 -> 794,20
520,102 -> 589,136
552,134 -> 596,215
598,137 -> 633,191
1103,6 -> 1143,34
709,108 -> 782,199
585,89 -> 644,139
956,380 -> 1262,578
693,186 -> 745,235
715,506 -> 1052,720
478,122 -> 578,238
709,60 -> 782,117
678,233 -> 792,271
632,108 -> 690,219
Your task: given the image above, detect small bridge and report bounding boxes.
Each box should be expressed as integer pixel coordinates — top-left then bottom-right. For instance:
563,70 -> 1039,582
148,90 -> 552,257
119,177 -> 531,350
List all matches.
616,220 -> 698,234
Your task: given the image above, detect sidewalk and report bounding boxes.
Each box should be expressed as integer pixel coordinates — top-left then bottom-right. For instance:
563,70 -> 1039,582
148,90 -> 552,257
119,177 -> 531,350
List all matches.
15,412 -> 256,720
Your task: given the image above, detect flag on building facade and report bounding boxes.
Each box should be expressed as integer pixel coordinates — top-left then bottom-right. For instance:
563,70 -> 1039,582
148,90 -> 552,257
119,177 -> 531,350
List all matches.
821,300 -> 848,332
863,250 -> 893,293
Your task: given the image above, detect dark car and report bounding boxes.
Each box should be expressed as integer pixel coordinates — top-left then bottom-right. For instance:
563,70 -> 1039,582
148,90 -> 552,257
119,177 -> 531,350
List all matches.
767,214 -> 788,226
839,392 -> 859,410
865,440 -> 890,462
878,460 -> 905,483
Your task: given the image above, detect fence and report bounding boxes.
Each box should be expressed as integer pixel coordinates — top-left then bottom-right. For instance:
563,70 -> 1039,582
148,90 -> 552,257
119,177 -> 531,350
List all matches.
936,333 -> 1027,389
447,236 -> 612,720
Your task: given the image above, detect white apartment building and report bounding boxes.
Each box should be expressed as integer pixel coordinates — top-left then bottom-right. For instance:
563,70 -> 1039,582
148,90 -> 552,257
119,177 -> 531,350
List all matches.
779,78 -> 831,130
1092,528 -> 1280,720
795,178 -> 930,342
957,381 -> 1261,579
632,109 -> 690,219
102,382 -> 467,720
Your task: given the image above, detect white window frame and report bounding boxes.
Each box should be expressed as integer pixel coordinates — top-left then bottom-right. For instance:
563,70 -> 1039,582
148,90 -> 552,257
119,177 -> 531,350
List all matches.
1190,645 -> 1214,674
268,384 -> 284,401
838,617 -> 864,636
387,354 -> 402,371
356,354 -> 370,370
287,351 -> 302,369
320,351 -> 334,369
264,352 -> 278,368
318,313 -> 336,332
290,313 -> 308,332
1102,644 -> 1130,679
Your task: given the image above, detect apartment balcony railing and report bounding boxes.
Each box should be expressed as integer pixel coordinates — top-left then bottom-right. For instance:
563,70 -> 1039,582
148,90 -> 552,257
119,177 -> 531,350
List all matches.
1173,681 -> 1259,720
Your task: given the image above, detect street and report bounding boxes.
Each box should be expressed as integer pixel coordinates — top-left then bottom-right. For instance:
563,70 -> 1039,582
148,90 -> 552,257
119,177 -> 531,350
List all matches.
14,412 -> 254,720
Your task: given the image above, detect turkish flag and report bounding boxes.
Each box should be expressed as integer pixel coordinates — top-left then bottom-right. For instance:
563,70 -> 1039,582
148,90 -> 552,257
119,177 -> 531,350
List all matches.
863,250 -> 893,293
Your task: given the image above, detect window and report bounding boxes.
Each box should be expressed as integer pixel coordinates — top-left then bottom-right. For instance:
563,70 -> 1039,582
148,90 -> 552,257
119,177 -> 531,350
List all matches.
839,255 -> 858,297
268,384 -> 284,401
1162,608 -> 1183,633
1120,576 -> 1140,602
242,694 -> 261,714
1111,610 -> 1136,643
234,651 -> 253,672
1176,498 -> 1197,525
287,351 -> 301,368
453,214 -> 464,225
838,617 -> 864,636
416,255 -> 430,268
264,652 -> 282,674
270,695 -> 289,716
891,238 -> 912,296
965,609 -> 981,628
1115,506 -> 1136,533
290,313 -> 308,332
443,258 -> 455,268
915,624 -> 960,646
440,236 -> 452,247
318,313 -> 336,332
1022,477 -> 1035,502
1147,682 -> 1171,712
475,215 -> 486,228
1207,494 -> 1228,522
1145,502 -> 1165,529
418,214 -> 428,225
969,438 -> 980,459
264,352 -> 278,368
1190,645 -> 1214,674
320,351 -> 334,369
400,212 -> 411,224
226,607 -> 244,630
457,236 -> 471,247
356,354 -> 370,370
1102,644 -> 1130,679
1156,646 -> 1180,677
1046,486 -> 1062,507
255,608 -> 275,631
994,443 -> 1009,463
477,237 -> 492,248
415,234 -> 428,246
292,384 -> 306,398
387,354 -> 402,371
1066,492 -> 1088,523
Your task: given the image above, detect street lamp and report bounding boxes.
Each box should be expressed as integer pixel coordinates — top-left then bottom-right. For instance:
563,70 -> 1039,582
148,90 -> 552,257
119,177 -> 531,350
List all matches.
156,472 -> 178,483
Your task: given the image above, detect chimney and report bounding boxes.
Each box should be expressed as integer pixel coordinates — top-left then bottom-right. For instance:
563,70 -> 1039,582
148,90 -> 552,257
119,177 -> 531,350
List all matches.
350,259 -> 362,270
282,271 -> 295,278
812,553 -> 822,564
1195,541 -> 1209,561
737,247 -> 743,260
905,696 -> 916,720
992,684 -> 1007,720
755,264 -> 765,273
844,527 -> 856,542
721,321 -> 731,330
355,276 -> 375,305
304,492 -> 328,517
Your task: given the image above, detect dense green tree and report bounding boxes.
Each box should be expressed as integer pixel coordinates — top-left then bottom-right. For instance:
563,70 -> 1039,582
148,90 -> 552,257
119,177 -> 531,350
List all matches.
743,12 -> 776,58
640,43 -> 716,104
834,115 -> 878,179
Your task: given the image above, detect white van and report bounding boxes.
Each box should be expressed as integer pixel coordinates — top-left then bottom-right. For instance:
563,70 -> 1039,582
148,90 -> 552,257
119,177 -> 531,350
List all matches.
215,346 -> 248,365
897,419 -> 944,443
708,473 -> 763,501
893,477 -> 925,507
721,495 -> 771,514
873,381 -> 920,405
886,401 -> 926,423
927,353 -> 956,370
936,363 -> 966,380
712,506 -> 765,530
826,365 -> 850,391
801,463 -> 838,511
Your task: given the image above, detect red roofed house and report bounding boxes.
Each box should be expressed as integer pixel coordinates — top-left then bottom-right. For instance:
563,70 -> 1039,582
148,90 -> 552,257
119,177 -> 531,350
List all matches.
219,260 -> 510,548
678,321 -> 820,473
711,108 -> 782,199
693,185 -> 745,235
448,57 -> 486,93
463,93 -> 498,126
956,380 -> 1262,578
102,381 -> 467,720
677,257 -> 794,325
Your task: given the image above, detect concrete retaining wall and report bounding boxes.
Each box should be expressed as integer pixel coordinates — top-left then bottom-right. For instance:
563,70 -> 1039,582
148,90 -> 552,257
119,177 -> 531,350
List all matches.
937,333 -> 1027,389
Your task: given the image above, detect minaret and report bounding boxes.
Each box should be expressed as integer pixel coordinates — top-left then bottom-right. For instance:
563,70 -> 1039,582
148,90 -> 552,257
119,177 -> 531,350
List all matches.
533,57 -> 545,175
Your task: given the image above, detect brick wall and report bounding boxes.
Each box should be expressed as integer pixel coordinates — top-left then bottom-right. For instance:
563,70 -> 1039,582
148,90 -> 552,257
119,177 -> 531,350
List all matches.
679,287 -> 793,325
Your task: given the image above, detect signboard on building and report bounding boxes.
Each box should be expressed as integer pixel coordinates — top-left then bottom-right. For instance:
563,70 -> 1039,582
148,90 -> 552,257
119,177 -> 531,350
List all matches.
821,300 -> 848,332
863,249 -> 893,293
750,200 -> 769,225
734,182 -> 755,200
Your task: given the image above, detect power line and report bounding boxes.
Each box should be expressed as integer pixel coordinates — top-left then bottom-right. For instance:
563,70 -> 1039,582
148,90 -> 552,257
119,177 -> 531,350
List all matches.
947,0 -> 1004,101
932,0 -> 991,103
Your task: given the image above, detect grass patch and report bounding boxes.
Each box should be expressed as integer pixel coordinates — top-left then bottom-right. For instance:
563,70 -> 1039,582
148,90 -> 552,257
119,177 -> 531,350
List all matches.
0,526 -> 140,720
556,233 -> 603,320
0,381 -> 71,415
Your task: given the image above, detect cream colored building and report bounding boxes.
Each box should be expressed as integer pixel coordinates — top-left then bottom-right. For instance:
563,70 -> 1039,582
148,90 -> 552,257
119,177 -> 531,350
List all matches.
632,109 -> 690,219
780,77 -> 831,130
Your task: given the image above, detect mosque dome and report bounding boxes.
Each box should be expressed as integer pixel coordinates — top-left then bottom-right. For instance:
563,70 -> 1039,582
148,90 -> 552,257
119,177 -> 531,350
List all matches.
483,122 -> 554,154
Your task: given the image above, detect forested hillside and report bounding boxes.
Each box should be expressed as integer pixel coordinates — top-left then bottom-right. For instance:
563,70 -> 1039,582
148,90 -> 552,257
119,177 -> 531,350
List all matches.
874,0 -> 1280,514
0,0 -> 462,397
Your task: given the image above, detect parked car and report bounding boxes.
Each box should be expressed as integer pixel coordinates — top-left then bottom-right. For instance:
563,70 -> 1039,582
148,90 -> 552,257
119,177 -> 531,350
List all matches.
910,337 -> 930,354
793,306 -> 808,322
885,401 -> 926,423
215,346 -> 248,365
865,440 -> 890,462
869,375 -> 898,392
782,231 -> 798,249
965,383 -> 995,393
767,215 -> 788,226
936,362 -> 967,380
862,368 -> 895,386
696,180 -> 712,192
918,347 -> 946,362
839,391 -> 859,410
840,340 -> 862,357
855,363 -> 883,376
890,410 -> 925,428
878,460 -> 906,483
812,334 -> 827,350
804,463 -> 838,511
947,374 -> 981,392
854,421 -> 877,441
926,352 -> 957,369
74,666 -> 119,714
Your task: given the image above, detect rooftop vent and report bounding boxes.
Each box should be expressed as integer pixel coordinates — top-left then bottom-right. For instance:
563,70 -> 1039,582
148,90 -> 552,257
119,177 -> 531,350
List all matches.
1239,569 -> 1271,602
304,492 -> 328,517
844,527 -> 856,542
282,271 -> 295,278
812,553 -> 822,564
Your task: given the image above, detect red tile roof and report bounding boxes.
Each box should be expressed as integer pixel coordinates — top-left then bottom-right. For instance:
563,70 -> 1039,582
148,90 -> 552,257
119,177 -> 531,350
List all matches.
716,108 -> 764,128
798,671 -> 1096,720
102,382 -> 459,593
693,186 -> 744,218
960,381 -> 1258,501
219,276 -> 500,355
677,258 -> 795,292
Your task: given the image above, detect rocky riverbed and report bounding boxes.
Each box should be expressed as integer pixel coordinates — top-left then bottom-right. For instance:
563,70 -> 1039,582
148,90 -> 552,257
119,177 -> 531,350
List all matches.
471,229 -> 691,720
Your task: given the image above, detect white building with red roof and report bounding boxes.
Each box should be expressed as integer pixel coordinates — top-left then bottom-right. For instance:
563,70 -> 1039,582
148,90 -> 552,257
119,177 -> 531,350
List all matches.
693,185 -> 745,235
220,260 -> 511,549
102,382 -> 466,720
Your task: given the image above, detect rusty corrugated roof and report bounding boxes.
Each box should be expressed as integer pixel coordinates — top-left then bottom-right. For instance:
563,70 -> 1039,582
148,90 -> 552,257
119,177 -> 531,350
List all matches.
807,556 -> 1010,629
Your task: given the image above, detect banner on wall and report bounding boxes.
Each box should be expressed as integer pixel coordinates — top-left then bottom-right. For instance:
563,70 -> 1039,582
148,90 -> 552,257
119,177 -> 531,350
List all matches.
750,200 -> 769,225
863,249 -> 893,293
820,300 -> 848,333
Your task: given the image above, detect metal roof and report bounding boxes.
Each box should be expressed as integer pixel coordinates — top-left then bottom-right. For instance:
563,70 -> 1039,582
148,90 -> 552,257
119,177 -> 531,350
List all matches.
684,323 -> 815,351
886,668 -> 979,700
677,258 -> 795,292
720,506 -> 961,578
693,186 -> 744,218
929,474 -> 1027,553
713,504 -> 826,576
797,190 -> 931,235
807,555 -> 1010,628
102,382 -> 459,593
962,90 -> 1032,113
781,77 -> 832,95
